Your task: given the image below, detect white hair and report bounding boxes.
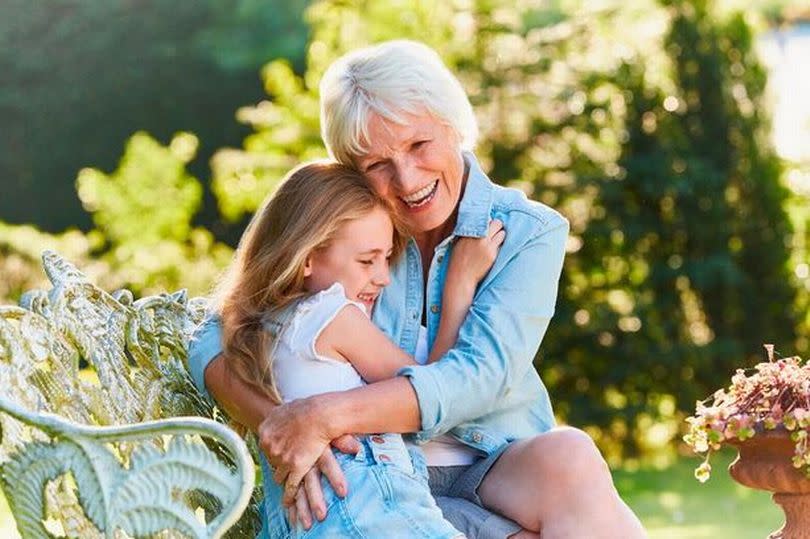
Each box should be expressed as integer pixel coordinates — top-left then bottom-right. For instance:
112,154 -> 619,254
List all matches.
319,40 -> 478,165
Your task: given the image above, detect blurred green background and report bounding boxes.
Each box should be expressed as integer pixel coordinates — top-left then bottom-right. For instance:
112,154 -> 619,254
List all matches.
1,0 -> 809,537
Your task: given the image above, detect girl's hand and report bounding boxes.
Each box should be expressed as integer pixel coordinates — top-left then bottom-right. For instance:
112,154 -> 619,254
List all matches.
427,220 -> 505,364
447,219 -> 505,288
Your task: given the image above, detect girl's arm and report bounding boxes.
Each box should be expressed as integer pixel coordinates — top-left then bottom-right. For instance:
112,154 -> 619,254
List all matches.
318,219 -> 505,381
316,305 -> 416,383
427,219 -> 505,363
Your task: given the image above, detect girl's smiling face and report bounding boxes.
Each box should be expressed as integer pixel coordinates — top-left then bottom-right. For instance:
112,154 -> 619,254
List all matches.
303,206 -> 394,313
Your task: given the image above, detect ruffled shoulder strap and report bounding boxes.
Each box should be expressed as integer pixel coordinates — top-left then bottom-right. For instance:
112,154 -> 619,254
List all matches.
283,283 -> 367,362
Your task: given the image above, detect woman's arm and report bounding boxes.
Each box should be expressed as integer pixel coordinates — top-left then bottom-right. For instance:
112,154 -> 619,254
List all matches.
189,323 -> 358,523
260,377 -> 421,506
399,215 -> 569,441
203,353 -> 276,431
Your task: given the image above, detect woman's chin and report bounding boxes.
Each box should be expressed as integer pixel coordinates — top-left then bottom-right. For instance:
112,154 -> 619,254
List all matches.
405,204 -> 456,236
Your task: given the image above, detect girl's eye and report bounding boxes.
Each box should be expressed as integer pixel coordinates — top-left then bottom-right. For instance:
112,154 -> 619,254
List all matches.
366,161 -> 383,172
359,259 -> 374,266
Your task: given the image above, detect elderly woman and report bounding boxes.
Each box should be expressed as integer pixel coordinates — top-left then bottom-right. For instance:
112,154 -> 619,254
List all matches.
190,40 -> 646,538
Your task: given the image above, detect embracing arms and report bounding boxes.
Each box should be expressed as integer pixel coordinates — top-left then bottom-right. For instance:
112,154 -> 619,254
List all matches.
189,220 -> 507,506
320,219 -> 505,382
307,213 -> 568,448
190,213 -> 567,486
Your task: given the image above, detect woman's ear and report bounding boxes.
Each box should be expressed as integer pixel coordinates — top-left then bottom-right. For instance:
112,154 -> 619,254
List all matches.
303,255 -> 313,278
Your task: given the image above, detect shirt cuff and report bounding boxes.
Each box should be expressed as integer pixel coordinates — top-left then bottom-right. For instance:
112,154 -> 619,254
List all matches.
397,364 -> 444,442
187,315 -> 223,399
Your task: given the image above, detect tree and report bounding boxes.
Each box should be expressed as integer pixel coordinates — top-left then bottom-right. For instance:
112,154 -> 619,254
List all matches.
544,0 -> 798,458
0,0 -> 308,233
0,132 -> 232,303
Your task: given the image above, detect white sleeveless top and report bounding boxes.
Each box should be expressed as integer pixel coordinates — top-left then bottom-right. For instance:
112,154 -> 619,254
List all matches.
270,283 -> 367,401
269,282 -> 480,466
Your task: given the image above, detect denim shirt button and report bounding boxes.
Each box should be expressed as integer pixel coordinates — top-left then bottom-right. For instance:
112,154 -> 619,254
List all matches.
472,432 -> 483,443
437,255 -> 444,264
371,435 -> 386,444
411,310 -> 418,320
430,304 -> 440,314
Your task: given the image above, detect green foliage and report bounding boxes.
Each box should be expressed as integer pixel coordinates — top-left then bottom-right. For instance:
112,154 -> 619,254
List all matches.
0,132 -> 232,303
0,224 -> 99,304
76,132 -> 233,296
194,0 -> 310,72
77,132 -> 202,245
211,59 -> 325,222
545,0 -> 798,458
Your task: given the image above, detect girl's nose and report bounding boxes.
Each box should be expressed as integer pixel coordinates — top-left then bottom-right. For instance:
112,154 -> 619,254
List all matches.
374,262 -> 391,287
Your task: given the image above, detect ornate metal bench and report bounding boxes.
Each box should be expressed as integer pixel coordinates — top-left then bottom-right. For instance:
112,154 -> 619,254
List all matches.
0,251 -> 259,538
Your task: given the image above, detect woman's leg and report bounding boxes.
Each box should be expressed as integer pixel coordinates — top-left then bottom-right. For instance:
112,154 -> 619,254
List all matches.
477,426 -> 647,539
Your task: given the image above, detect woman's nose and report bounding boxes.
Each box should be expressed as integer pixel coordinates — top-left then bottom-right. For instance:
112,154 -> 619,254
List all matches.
392,155 -> 420,192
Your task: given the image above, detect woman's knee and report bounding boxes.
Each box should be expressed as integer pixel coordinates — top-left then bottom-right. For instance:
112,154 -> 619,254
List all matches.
529,427 -> 611,490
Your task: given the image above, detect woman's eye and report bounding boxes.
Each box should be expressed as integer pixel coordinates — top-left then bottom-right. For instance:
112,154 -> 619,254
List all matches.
366,161 -> 383,172
359,259 -> 374,266
412,140 -> 429,150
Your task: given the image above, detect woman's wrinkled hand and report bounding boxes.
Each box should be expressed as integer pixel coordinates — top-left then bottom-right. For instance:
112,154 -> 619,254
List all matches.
258,395 -> 360,507
259,397 -> 328,506
285,435 -> 359,529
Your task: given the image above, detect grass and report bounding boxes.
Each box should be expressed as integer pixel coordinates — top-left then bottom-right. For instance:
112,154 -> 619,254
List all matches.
0,490 -> 15,539
0,449 -> 784,538
615,449 -> 783,538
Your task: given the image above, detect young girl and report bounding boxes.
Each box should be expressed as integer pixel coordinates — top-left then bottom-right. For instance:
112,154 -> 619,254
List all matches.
213,161 -> 504,538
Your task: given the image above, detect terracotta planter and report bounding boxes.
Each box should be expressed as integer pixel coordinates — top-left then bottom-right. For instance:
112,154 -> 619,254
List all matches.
728,429 -> 810,539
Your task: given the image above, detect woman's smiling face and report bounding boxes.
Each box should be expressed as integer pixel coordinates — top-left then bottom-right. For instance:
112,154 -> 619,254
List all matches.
355,111 -> 465,236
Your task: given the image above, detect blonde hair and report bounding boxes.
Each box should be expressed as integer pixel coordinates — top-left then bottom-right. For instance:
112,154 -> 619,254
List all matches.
213,161 -> 407,403
319,39 -> 478,165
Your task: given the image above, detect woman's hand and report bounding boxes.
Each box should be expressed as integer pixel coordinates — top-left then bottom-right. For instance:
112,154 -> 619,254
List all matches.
286,436 -> 359,529
259,396 -> 358,507
447,219 -> 505,289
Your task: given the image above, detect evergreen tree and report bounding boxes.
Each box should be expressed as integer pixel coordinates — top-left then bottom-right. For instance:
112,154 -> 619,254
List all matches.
544,0 -> 798,457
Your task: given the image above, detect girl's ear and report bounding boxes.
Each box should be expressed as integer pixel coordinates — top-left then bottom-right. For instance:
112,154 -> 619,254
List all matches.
303,255 -> 313,278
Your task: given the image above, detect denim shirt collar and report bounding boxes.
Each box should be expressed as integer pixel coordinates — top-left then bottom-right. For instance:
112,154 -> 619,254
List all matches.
452,151 -> 494,238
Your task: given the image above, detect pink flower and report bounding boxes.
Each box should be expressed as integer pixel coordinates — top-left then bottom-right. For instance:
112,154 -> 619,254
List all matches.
685,348 -> 809,482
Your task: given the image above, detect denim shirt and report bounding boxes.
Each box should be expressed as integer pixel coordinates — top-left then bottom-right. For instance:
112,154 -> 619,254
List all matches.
187,152 -> 569,457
